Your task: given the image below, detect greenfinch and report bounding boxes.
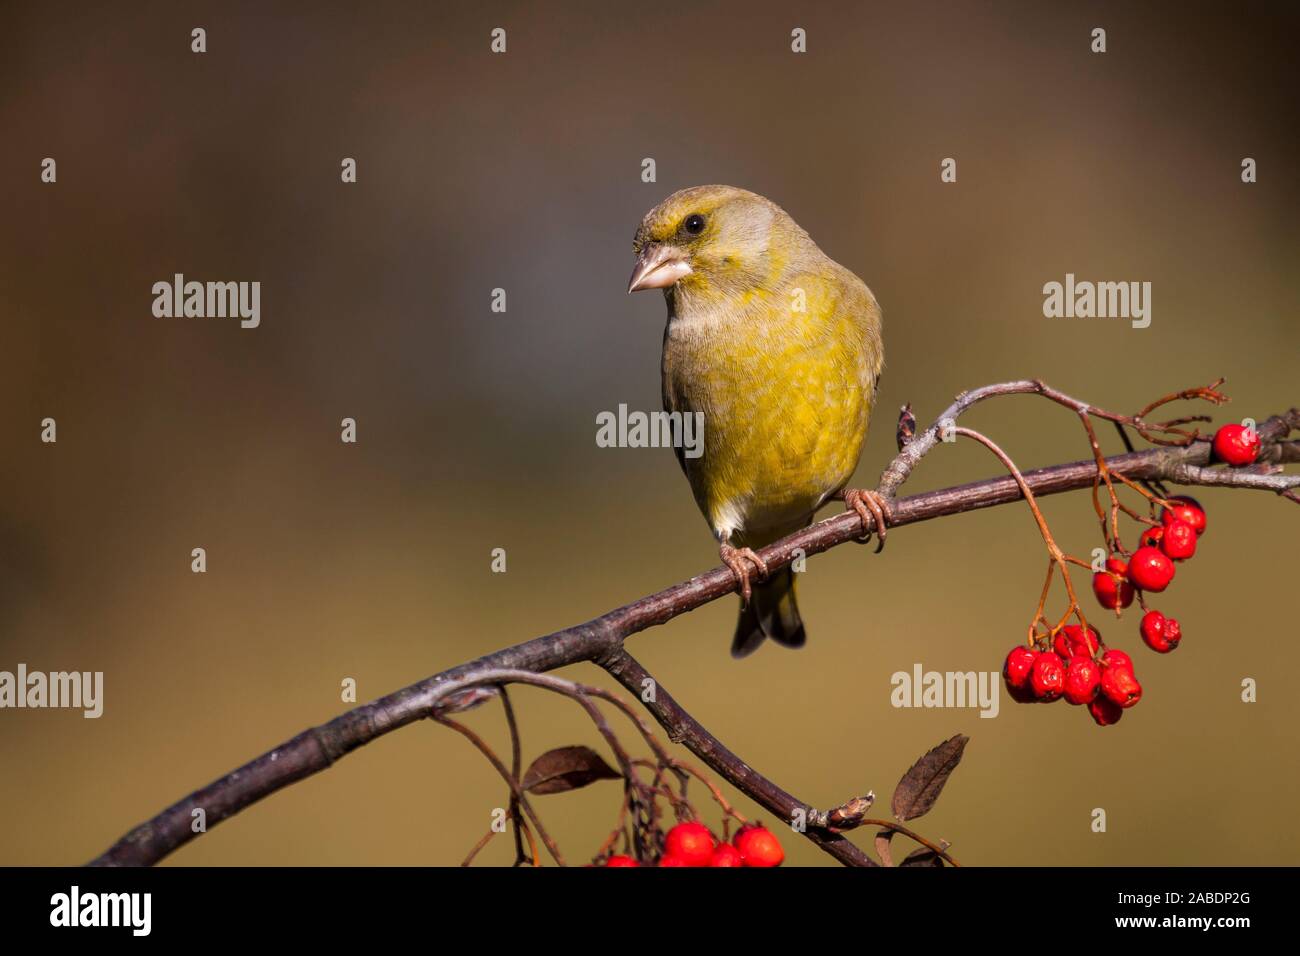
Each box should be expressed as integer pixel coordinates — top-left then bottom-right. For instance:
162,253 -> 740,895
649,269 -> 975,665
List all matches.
629,185 -> 887,657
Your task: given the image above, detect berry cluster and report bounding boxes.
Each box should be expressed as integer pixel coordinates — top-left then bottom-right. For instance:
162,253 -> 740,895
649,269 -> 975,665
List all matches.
999,412 -> 1265,728
1101,493 -> 1207,602
601,821 -> 784,868
1003,493 -> 1210,726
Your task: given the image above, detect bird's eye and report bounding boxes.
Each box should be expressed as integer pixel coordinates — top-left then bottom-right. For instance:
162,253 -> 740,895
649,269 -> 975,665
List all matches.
683,213 -> 706,235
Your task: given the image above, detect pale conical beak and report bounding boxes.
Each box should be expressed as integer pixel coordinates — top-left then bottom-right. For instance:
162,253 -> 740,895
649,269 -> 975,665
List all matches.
628,243 -> 692,293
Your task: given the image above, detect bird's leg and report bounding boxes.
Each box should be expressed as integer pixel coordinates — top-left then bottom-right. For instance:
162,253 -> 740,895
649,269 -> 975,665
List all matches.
718,539 -> 769,606
840,488 -> 894,553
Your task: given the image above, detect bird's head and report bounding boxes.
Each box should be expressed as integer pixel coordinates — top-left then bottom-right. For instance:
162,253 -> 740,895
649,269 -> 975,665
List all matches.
628,185 -> 809,300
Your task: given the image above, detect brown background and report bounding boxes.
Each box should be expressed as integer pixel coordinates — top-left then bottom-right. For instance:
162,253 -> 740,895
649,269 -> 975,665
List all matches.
1,1 -> 1297,866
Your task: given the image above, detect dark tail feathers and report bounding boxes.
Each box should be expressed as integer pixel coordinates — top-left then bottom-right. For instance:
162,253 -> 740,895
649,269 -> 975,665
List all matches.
731,565 -> 805,658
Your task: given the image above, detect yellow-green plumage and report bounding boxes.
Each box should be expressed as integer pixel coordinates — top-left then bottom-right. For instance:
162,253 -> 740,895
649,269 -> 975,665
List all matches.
632,185 -> 883,656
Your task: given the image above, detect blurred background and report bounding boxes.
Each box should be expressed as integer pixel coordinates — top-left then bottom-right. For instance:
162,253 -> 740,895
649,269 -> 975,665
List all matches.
1,1 -> 1297,866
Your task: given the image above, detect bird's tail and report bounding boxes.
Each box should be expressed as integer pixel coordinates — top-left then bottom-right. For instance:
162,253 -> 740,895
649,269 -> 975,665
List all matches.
731,565 -> 805,658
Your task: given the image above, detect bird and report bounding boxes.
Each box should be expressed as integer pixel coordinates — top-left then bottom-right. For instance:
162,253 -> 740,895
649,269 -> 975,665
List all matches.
628,184 -> 889,657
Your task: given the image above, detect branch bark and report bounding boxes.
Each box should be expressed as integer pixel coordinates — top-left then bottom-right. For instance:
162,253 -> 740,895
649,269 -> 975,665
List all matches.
88,384 -> 1299,867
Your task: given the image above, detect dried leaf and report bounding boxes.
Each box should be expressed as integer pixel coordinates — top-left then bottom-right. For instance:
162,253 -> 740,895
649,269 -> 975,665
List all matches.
891,734 -> 969,822
874,830 -> 895,867
899,846 -> 944,867
522,745 -> 620,795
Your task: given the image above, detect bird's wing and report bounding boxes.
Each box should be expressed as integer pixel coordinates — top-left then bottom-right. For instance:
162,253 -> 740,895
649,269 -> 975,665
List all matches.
787,263 -> 884,402
781,264 -> 884,503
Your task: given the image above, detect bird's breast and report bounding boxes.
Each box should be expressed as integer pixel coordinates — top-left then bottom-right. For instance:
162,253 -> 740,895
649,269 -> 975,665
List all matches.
662,302 -> 873,542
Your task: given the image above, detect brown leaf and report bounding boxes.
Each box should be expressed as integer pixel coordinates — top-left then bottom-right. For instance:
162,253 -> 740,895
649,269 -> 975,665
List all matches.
898,846 -> 944,867
874,830 -> 895,867
891,734 -> 969,822
522,745 -> 620,795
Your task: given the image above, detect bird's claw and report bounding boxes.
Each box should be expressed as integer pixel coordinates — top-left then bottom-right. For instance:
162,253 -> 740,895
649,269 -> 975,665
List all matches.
843,488 -> 893,553
719,543 -> 769,606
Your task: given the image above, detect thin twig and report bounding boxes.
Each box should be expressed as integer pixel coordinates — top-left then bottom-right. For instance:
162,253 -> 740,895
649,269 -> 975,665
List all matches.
863,820 -> 960,867
433,715 -> 565,866
499,688 -> 527,866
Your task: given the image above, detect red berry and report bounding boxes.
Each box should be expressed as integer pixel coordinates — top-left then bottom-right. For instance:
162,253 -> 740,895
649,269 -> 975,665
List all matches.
1138,525 -> 1164,549
1140,610 -> 1181,653
1092,556 -> 1135,610
605,855 -> 639,867
1139,610 -> 1167,647
1160,519 -> 1197,561
1054,624 -> 1101,659
1100,664 -> 1143,708
1212,424 -> 1261,466
1006,679 -> 1039,704
1088,694 -> 1124,726
1003,646 -> 1038,690
1100,648 -> 1133,671
1030,652 -> 1066,701
734,826 -> 784,867
664,821 -> 714,867
1127,546 -> 1175,592
709,844 -> 743,867
1162,496 -> 1206,536
1063,655 -> 1102,705
1164,617 -> 1182,644
658,854 -> 690,867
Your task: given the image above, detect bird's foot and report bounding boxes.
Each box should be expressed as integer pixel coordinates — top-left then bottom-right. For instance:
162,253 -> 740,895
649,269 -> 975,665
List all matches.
719,542 -> 769,606
841,488 -> 893,553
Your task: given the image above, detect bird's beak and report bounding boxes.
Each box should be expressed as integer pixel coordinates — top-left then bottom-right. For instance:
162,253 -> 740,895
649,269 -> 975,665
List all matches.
628,243 -> 692,293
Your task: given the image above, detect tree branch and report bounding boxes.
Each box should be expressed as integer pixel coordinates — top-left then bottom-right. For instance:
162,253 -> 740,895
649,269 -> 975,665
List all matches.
88,383 -> 1298,867
597,648 -> 878,867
